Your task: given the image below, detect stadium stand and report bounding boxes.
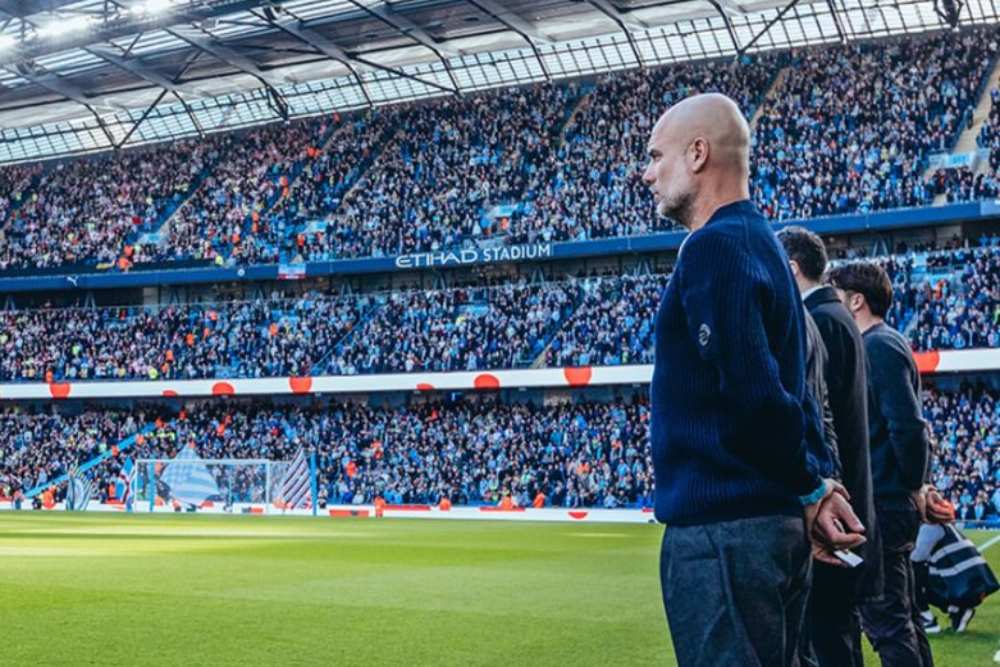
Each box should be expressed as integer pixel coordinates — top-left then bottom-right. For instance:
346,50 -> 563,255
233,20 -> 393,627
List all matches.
261,112 -> 397,264
1,30 -> 998,273
1,382 -> 996,518
0,293 -> 364,381
5,4 -> 1000,665
0,140 -> 212,271
0,11 -> 999,522
752,31 -> 997,219
146,116 -> 335,266
511,56 -> 778,244
310,82 -> 582,259
0,396 -> 655,510
2,239 -> 999,383
894,244 -> 1000,351
925,383 -> 1000,521
928,84 -> 1000,203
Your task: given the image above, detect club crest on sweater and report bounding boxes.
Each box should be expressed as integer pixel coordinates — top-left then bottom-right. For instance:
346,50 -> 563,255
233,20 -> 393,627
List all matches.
698,323 -> 711,348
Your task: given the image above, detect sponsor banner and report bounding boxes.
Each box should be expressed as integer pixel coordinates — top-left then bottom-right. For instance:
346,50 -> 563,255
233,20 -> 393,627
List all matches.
6,502 -> 997,528
0,348 -> 995,401
277,264 -> 307,280
394,243 -> 553,270
0,501 -> 655,523
927,151 -> 980,171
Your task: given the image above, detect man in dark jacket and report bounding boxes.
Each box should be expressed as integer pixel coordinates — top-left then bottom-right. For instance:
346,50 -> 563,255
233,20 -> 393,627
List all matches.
804,311 -> 838,478
828,260 -> 933,667
779,227 -> 882,667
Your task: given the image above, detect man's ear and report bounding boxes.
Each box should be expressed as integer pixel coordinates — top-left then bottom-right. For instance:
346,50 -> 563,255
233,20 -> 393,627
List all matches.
688,137 -> 709,173
849,292 -> 866,314
788,259 -> 801,278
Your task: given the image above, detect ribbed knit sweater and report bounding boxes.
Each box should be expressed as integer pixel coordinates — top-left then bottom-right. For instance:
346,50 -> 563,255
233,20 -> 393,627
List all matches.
650,200 -> 822,526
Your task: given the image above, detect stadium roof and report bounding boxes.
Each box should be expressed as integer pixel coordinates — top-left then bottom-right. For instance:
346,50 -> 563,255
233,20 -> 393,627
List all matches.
0,0 -> 998,163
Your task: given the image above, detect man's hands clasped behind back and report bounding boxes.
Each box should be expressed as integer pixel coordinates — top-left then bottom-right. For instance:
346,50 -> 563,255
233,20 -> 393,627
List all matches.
805,479 -> 867,567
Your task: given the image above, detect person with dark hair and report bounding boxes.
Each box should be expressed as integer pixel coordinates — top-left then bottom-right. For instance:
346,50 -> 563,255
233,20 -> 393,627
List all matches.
778,227 -> 881,667
828,261 -> 940,667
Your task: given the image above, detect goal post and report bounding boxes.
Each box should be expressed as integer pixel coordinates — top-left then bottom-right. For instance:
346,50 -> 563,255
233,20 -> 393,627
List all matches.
135,457 -> 316,514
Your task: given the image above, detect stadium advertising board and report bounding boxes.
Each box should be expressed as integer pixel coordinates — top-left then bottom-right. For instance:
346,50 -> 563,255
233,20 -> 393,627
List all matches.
394,242 -> 554,269
0,348 -> 994,401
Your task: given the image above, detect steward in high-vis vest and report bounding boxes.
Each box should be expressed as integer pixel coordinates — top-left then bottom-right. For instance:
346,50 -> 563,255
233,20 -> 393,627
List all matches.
913,522 -> 999,633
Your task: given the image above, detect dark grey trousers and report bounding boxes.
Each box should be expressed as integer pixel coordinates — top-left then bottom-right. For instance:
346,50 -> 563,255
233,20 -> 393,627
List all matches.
660,515 -> 812,667
860,506 -> 934,667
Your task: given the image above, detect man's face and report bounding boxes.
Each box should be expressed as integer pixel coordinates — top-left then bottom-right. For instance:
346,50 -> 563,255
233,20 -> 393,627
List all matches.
642,121 -> 695,228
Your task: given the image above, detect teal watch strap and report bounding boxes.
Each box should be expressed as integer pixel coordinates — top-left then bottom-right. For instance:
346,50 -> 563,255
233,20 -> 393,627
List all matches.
798,481 -> 826,507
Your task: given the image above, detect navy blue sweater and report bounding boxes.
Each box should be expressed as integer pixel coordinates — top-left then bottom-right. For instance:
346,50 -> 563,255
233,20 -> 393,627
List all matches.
650,200 -> 823,526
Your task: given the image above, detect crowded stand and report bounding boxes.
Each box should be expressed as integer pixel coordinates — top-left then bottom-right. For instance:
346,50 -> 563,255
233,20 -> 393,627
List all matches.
545,274 -> 663,367
925,383 -> 1000,522
314,82 -> 580,259
928,165 -> 999,203
0,280 -> 621,383
262,112 -> 397,263
752,31 -> 996,220
0,141 -> 211,271
138,116 -> 335,266
0,396 -> 654,510
318,280 -> 580,375
976,85 -> 1000,187
898,245 -> 1000,351
927,83 -> 1000,202
1,23 -> 1000,526
511,57 -> 778,244
0,293 -> 364,382
0,407 -> 148,503
3,238 -> 1000,384
0,31 -> 997,272
2,381 -> 998,519
0,163 -> 41,233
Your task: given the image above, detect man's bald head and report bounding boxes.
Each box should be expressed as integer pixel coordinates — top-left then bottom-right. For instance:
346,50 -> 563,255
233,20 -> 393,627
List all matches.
642,93 -> 751,230
652,93 -> 751,173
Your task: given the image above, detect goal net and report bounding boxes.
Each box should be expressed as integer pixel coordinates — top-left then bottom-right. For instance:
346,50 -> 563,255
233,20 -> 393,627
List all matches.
135,455 -> 311,514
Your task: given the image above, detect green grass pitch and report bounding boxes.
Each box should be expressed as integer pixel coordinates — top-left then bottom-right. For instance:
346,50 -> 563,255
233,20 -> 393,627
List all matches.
0,513 -> 996,666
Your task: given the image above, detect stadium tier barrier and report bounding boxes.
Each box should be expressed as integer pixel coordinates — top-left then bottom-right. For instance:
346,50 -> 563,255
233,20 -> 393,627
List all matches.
0,348 -> 994,400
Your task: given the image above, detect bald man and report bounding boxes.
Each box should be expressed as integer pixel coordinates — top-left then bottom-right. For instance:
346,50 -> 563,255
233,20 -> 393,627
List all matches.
642,93 -> 866,666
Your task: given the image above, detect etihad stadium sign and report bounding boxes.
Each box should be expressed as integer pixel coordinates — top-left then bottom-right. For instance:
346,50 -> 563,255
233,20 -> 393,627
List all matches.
394,242 -> 553,269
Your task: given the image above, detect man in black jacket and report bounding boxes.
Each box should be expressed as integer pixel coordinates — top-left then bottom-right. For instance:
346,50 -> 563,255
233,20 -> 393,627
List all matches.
803,311 -> 838,479
779,227 -> 881,667
828,260 -> 933,667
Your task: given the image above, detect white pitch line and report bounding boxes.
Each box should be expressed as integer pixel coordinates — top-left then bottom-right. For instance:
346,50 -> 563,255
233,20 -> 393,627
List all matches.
977,534 -> 1000,552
